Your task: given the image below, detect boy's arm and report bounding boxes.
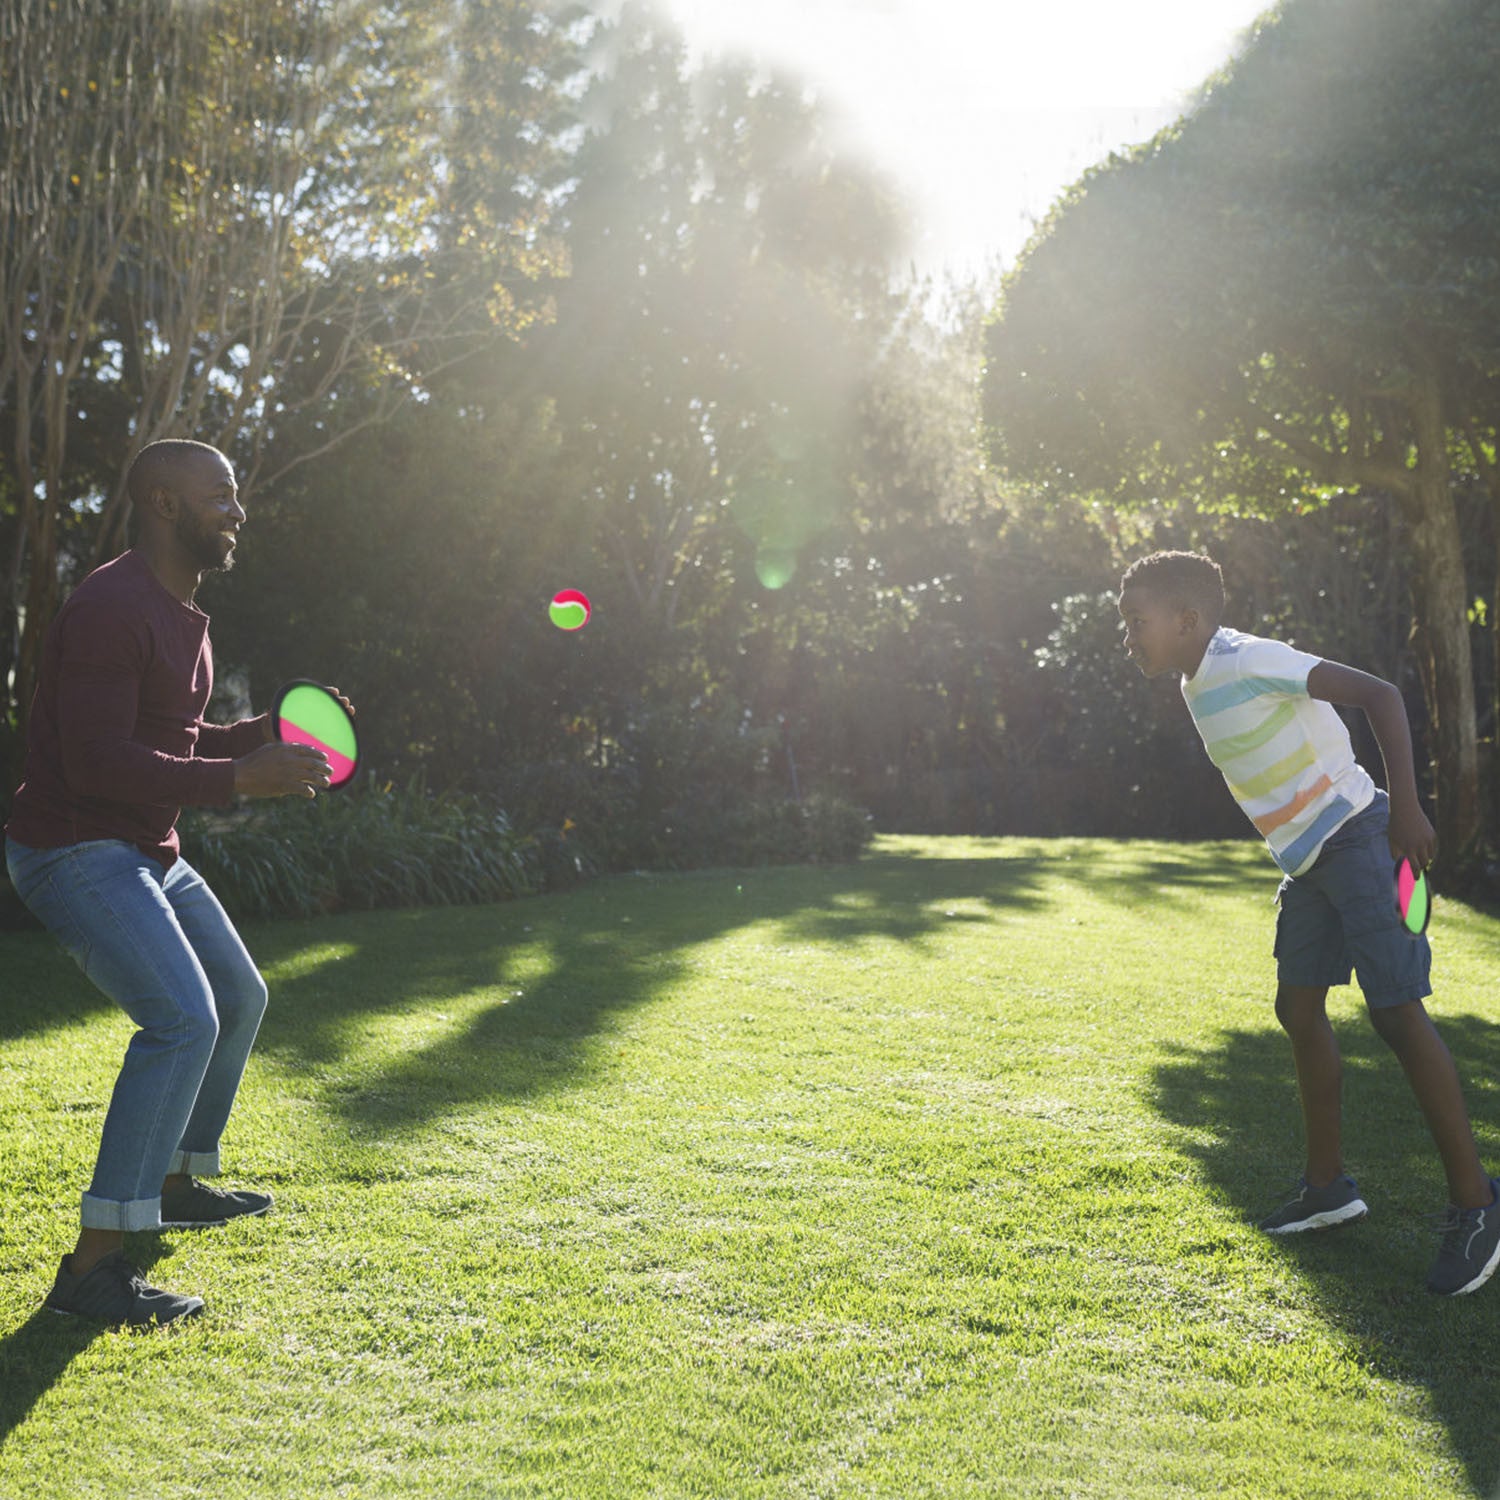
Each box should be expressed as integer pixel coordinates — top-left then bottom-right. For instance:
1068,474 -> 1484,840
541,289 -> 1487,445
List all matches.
1306,660 -> 1437,869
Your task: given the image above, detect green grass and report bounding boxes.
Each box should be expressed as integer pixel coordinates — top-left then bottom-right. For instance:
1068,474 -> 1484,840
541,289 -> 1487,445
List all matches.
2,835 -> 1499,1499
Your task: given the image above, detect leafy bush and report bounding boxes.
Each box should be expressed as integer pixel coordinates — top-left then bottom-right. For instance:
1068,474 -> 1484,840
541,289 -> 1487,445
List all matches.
179,781 -> 540,921
640,789 -> 873,870
496,702 -> 874,873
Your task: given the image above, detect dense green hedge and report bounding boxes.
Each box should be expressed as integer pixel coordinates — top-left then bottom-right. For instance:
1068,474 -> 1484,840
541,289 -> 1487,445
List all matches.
171,775 -> 873,923
178,782 -> 540,921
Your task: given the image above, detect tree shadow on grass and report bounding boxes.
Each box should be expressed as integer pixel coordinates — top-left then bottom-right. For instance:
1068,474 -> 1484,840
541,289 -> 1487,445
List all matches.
0,1236 -> 183,1450
1071,837 -> 1267,913
0,933 -> 110,1041
1151,1011 -> 1500,1497
245,846 -> 1052,1135
0,844 -> 1051,1446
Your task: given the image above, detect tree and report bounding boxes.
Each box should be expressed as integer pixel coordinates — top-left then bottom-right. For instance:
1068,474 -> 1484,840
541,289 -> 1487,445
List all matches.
982,0 -> 1500,863
0,0 -> 571,781
208,4 -> 1004,833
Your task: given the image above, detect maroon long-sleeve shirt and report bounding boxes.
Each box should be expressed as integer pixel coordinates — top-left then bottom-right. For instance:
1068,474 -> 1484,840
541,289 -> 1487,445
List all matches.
5,549 -> 267,867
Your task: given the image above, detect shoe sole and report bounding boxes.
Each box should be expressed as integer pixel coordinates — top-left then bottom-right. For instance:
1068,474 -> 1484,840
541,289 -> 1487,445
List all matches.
1262,1200 -> 1369,1235
158,1202 -> 273,1230
45,1299 -> 205,1325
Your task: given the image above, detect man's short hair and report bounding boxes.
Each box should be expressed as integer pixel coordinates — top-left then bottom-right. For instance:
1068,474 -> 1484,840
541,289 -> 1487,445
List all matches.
1120,550 -> 1225,625
125,438 -> 228,509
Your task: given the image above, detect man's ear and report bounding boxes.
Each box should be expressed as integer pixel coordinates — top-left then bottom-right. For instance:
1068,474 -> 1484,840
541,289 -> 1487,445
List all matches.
1178,606 -> 1200,635
146,484 -> 177,521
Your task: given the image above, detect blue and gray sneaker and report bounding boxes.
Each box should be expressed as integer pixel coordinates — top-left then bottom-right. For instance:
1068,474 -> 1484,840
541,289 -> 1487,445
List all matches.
1426,1180 -> 1500,1296
1259,1175 -> 1369,1235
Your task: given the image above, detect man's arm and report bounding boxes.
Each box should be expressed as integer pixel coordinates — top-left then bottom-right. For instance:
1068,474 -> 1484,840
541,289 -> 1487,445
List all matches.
57,607 -> 328,804
57,613 -> 240,808
197,714 -> 274,758
1307,659 -> 1437,869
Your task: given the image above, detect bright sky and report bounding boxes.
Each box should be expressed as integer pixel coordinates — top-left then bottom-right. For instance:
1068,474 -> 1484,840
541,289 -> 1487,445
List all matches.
656,0 -> 1272,279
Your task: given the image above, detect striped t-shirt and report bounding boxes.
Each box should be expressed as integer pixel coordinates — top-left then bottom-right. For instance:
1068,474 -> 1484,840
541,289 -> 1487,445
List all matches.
1181,627 -> 1375,876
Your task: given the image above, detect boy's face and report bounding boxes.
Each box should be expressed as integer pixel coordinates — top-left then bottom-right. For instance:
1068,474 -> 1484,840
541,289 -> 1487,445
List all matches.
1118,585 -> 1203,679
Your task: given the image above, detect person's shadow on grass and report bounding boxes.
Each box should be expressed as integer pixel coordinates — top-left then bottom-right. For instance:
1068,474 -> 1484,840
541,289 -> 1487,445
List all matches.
1152,1011 -> 1500,1497
0,1236 -> 181,1444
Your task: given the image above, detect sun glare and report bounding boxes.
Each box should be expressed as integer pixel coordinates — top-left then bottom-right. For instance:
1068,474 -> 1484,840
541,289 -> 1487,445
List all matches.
654,0 -> 1270,274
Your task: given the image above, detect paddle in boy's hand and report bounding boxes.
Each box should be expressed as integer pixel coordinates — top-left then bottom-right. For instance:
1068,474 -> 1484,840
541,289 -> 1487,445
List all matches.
1396,857 -> 1431,937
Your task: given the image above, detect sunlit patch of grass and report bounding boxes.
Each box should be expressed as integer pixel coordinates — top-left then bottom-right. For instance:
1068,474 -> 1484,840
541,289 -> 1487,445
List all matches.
1,836 -> 1497,1498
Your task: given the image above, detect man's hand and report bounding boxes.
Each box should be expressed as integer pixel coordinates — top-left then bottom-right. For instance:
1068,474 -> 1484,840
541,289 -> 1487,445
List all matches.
1388,798 -> 1437,873
234,742 -> 332,800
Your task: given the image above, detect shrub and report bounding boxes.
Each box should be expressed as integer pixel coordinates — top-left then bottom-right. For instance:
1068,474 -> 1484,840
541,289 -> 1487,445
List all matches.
496,703 -> 874,873
179,781 -> 539,921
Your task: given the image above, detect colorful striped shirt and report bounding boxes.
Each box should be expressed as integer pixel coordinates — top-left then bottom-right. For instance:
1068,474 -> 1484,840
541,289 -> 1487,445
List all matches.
1181,627 -> 1375,876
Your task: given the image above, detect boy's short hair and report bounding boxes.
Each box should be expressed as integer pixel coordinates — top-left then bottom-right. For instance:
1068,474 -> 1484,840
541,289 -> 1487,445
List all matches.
1120,550 -> 1225,626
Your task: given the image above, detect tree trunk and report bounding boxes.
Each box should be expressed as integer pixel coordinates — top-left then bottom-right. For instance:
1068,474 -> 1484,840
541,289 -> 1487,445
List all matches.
1404,373 -> 1481,867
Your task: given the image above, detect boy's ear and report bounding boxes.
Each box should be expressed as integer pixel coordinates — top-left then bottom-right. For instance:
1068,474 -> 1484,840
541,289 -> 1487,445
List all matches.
1179,606 -> 1200,635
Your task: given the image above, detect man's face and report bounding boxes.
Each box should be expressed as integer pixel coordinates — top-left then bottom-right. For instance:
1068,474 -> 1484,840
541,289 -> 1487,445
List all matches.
172,451 -> 244,574
1118,585 -> 1195,679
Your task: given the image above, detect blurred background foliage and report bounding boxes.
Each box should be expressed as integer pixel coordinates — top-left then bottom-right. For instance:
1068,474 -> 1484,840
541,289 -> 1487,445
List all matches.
2,0 -> 1496,921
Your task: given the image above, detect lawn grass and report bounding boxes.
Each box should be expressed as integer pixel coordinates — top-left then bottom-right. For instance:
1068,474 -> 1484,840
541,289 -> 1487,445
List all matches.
2,834 -> 1498,1499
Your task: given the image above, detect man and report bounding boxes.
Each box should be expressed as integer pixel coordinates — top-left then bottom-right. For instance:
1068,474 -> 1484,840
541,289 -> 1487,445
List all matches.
5,438 -> 338,1326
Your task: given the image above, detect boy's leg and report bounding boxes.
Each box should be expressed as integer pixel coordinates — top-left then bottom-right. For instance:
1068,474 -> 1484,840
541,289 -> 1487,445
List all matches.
1261,982 -> 1367,1232
1274,984 -> 1346,1187
1306,799 -> 1500,1292
1367,1000 -> 1491,1210
1374,999 -> 1500,1295
1271,859 -> 1363,1208
1312,798 -> 1493,1209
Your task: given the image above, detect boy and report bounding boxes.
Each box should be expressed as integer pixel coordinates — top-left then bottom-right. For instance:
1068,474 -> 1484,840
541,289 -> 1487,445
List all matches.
1117,549 -> 1499,1296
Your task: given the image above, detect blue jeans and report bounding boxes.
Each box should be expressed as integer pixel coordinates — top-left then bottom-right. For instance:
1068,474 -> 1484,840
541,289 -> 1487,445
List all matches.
5,837 -> 267,1231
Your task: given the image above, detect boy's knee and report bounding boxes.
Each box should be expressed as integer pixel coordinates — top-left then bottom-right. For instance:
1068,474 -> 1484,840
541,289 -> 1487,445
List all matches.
1368,998 -> 1426,1050
1274,984 -> 1329,1033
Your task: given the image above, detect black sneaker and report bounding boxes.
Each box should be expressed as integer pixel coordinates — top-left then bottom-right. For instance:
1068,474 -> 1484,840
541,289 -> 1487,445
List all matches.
159,1177 -> 274,1229
1426,1180 -> 1500,1296
45,1251 -> 204,1327
1258,1175 -> 1369,1234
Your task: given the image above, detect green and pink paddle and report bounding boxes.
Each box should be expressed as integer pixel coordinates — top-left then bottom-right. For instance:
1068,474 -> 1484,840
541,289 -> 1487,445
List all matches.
270,681 -> 360,790
1395,857 -> 1430,937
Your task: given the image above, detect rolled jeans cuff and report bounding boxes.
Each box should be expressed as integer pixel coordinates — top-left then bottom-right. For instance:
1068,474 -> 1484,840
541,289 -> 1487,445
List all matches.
169,1148 -> 221,1177
80,1192 -> 161,1232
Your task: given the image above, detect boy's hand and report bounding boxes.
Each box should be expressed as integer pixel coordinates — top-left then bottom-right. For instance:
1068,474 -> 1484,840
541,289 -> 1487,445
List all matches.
1388,799 -> 1437,873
